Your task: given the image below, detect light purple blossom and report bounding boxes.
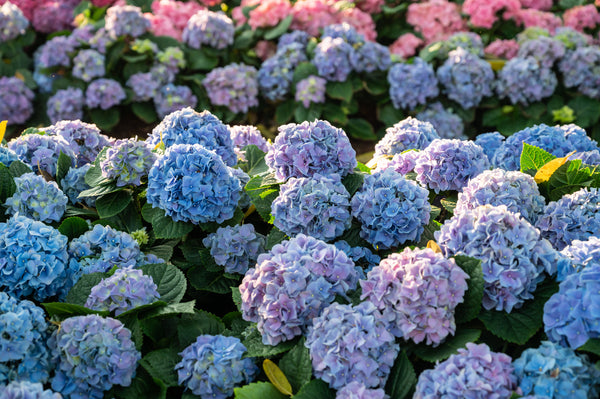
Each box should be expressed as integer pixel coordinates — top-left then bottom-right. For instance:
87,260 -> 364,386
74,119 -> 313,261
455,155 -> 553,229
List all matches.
4,172 -> 68,223
45,119 -> 111,167
0,76 -> 34,125
295,75 -> 326,108
8,133 -> 75,177
416,102 -> 465,140
229,125 -> 269,161
203,63 -> 259,113
518,36 -> 565,68
0,2 -> 28,42
154,84 -> 198,119
559,237 -> 600,281
388,58 -> 439,110
104,5 -> 150,38
100,138 -> 156,186
72,49 -> 105,82
46,88 -> 84,123
86,78 -> 126,110
202,224 -> 266,275
495,57 -> 557,106
313,37 -> 354,82
374,117 -> 439,158
183,10 -> 234,50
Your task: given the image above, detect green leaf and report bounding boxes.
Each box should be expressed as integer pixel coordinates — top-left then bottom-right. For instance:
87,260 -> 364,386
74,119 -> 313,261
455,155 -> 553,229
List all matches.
116,301 -> 168,320
245,145 -> 269,176
142,204 -> 194,239
95,190 -> 132,219
106,40 -> 127,72
440,197 -> 457,214
546,159 -> 599,201
42,302 -> 109,318
363,77 -> 388,96
234,382 -> 289,399
234,30 -> 255,49
265,227 -> 287,250
345,118 -> 377,140
378,103 -> 405,126
143,245 -> 174,263
141,263 -> 186,304
141,300 -> 196,319
243,327 -> 297,358
245,175 -> 280,223
292,379 -> 334,399
232,287 -> 243,312
177,310 -> 226,349
264,15 -> 293,40
453,255 -> 484,324
89,108 -> 120,131
139,348 -> 180,388
341,173 -> 364,196
278,338 -> 312,393
322,103 -> 348,125
293,62 -> 319,85
79,182 -> 122,198
111,368 -> 167,399
56,151 -> 72,187
568,96 -> 600,128
385,351 -> 416,399
275,100 -> 296,125
65,273 -> 106,306
326,80 -> 353,102
8,160 -> 31,177
520,143 -> 557,176
58,217 -> 90,240
188,267 -> 239,294
412,329 -> 482,362
132,102 -> 158,124
578,338 -> 600,356
187,48 -> 219,71
337,221 -> 371,248
151,35 -> 182,50
0,163 -> 16,203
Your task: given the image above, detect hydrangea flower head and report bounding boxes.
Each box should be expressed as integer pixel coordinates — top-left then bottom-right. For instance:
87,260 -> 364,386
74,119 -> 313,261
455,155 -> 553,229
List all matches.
558,237 -> 600,281
475,132 -> 505,165
0,147 -> 18,166
278,30 -> 310,49
229,125 -> 269,162
100,139 -> 156,187
372,150 -> 421,176
374,117 -> 439,158
46,88 -> 84,124
416,102 -> 465,139
518,36 -> 565,68
322,23 -> 365,45
295,75 -> 326,108
60,164 -> 94,207
559,47 -> 600,99
258,42 -> 307,101
406,0 -> 466,43
203,63 -> 259,113
105,5 -> 150,38
126,72 -> 159,102
333,240 -> 380,274
335,382 -> 388,399
0,2 -> 28,42
350,41 -> 391,73
496,57 -> 557,106
44,120 -> 111,167
8,132 -> 75,177
154,84 -> 198,119
553,27 -> 589,50
4,173 -> 68,223
86,78 -> 126,110
462,0 -> 520,29
183,10 -> 234,50
313,37 -> 354,82
33,36 -> 76,69
388,58 -> 438,111
30,1 -> 76,34
0,381 -> 61,399
202,224 -> 266,274
0,76 -> 34,125
72,50 -> 105,82
485,39 -> 520,59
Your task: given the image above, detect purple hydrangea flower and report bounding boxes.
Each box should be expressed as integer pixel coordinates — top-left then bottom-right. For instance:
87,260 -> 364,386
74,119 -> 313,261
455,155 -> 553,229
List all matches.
202,224 -> 266,275
361,248 -> 469,345
414,343 -> 516,398
333,240 -> 380,274
0,147 -> 19,166
495,57 -> 557,106
414,139 -> 489,193
436,205 -> 561,312
351,41 -> 391,73
0,381 -> 60,399
295,75 -> 326,108
151,63 -> 177,86
559,237 -> 600,281
278,30 -> 310,49
0,77 -> 34,125
335,382 -> 388,399
559,46 -> 600,99
272,173 -> 352,242
0,2 -> 28,42
45,120 -> 111,167
86,78 -> 126,110
573,149 -> 600,165
518,37 -> 565,68
305,302 -> 399,389
8,133 -> 75,177
266,120 -> 356,181
388,58 -> 439,111
175,335 -> 258,399
474,132 -> 505,165
229,125 -> 269,162
437,47 -> 494,109
258,43 -> 308,101
100,139 -> 156,186
154,84 -> 198,119
313,37 -> 354,82
70,25 -> 96,46
126,72 -> 160,102
203,63 -> 259,113
183,10 -> 234,50
49,315 -> 141,398
4,173 -> 67,223
33,36 -> 76,69
72,50 -> 105,82
351,168 -> 430,249
374,117 -> 439,158
60,164 -> 95,207
553,27 -> 589,50
147,144 -> 241,224
372,150 -> 421,176
240,234 -> 359,345
322,23 -> 365,46
30,1 -> 75,34
46,88 -> 84,124
104,5 -> 150,38
416,102 -> 465,139
89,27 -> 114,54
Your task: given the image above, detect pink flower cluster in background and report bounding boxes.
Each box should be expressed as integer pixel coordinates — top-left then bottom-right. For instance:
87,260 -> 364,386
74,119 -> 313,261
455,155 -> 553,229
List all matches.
563,5 -> 600,32
232,0 -> 291,30
0,0 -> 79,33
389,33 -> 423,59
407,0 -> 466,43
462,0 -> 520,29
485,39 -> 520,59
145,0 -> 204,41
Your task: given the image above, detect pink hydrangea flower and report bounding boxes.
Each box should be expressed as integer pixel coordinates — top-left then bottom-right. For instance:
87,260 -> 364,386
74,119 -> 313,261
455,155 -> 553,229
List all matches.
514,9 -> 562,33
248,0 -> 292,30
291,0 -> 339,37
32,1 -> 78,33
389,33 -> 423,59
563,5 -> 600,32
485,39 -> 520,59
254,40 -> 277,60
147,0 -> 204,40
91,0 -> 117,6
0,0 -> 36,20
519,0 -> 552,10
407,0 -> 466,43
462,0 -> 521,29
338,6 -> 376,41
354,0 -> 384,14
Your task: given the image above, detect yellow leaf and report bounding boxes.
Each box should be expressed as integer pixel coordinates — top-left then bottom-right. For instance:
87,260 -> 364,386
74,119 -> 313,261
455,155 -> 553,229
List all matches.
0,120 -> 7,143
14,71 -> 25,81
153,131 -> 165,151
487,59 -> 506,71
534,151 -> 576,184
263,359 -> 293,396
427,240 -> 442,254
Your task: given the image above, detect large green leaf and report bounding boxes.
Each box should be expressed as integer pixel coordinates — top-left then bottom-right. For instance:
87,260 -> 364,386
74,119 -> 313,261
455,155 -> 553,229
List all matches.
0,163 -> 16,203
177,310 -> 226,349
453,255 -> 484,324
141,263 -> 186,304
326,80 -> 353,102
58,217 -> 90,240
234,382 -> 288,399
95,190 -> 132,219
264,15 -> 293,40
243,327 -> 297,358
345,118 -> 377,140
385,351 -> 416,399
42,302 -> 109,319
278,338 -> 312,393
292,379 -> 334,399
139,348 -> 180,388
412,329 -> 482,362
56,151 -> 73,187
65,272 -> 106,306
578,338 -> 600,356
520,143 -> 556,176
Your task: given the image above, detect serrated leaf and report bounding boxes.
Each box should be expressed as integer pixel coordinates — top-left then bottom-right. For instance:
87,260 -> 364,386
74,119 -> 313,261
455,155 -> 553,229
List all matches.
265,227 -> 287,250
385,351 -> 416,399
453,255 -> 484,324
0,163 -> 16,203
292,62 -> 319,85
79,182 -> 122,198
143,245 -> 174,263
345,118 -> 377,140
326,80 -> 353,102
246,175 -> 280,223
234,382 -> 288,399
140,348 -> 180,388
141,263 -> 186,304
520,143 -> 557,176
578,338 -> 600,356
116,301 -> 168,320
412,329 -> 482,362
232,287 -> 242,312
341,173 -> 364,196
244,145 -> 269,176
440,197 -> 457,214
142,300 -> 196,319
95,190 -> 132,218
278,338 -> 312,393
187,48 -> 219,71
177,310 -> 226,349
188,266 -> 239,294
292,379 -> 334,399
56,151 -> 72,187
42,302 -> 109,318
275,99 -> 296,125
152,211 -> 194,239
132,102 -> 158,124
8,160 -> 31,177
58,217 -> 90,240
243,328 -> 297,358
65,272 -> 106,306
263,359 -> 293,396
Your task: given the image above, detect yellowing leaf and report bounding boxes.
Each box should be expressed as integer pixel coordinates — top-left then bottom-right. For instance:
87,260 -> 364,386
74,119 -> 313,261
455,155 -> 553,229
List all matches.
263,359 -> 293,396
153,131 -> 165,151
427,240 -> 442,254
14,71 -> 25,82
0,120 -> 7,143
487,59 -> 506,71
534,151 -> 576,184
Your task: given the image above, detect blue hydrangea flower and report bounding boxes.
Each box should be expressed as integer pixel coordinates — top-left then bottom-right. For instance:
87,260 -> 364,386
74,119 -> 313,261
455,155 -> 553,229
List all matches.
89,27 -> 114,54
436,205 -> 562,312
437,47 -> 494,109
322,23 -> 365,46
46,88 -> 84,124
266,120 -> 356,181
127,72 -> 160,102
202,224 -> 266,275
573,149 -> 600,165
388,58 -> 439,111
86,78 -> 126,110
518,37 -> 566,68
414,139 -> 489,193
351,41 -> 391,73
559,46 -> 600,99
0,76 -> 34,125
374,117 -> 439,158
32,68 -> 57,94
229,125 -> 269,162
0,147 -> 19,166
333,240 -> 380,275
49,315 -> 141,398
70,25 -> 96,46
414,343 -> 516,398
45,120 -> 111,167
72,50 -> 105,82
85,268 -> 160,316
0,2 -> 28,42
305,302 -> 399,389
372,149 -> 422,176
474,132 -> 505,165
183,10 -> 234,50
558,237 -> 600,281
104,5 -> 149,38
8,133 -> 75,177
147,144 -> 241,225
153,84 -> 198,119
335,382 -> 388,399
495,57 -> 557,106
361,248 -> 469,346
0,293 -> 50,385
258,43 -> 308,102
553,27 -> 590,50
147,107 -> 237,166
536,187 -> 600,250
60,164 -> 95,207
416,102 -> 465,140
513,340 -> 600,398
203,63 -> 259,113
351,168 -> 430,249
0,381 -> 61,399
295,75 -> 327,108
0,215 -> 81,301
4,173 -> 68,223
240,234 -> 359,345
313,37 -> 354,82
175,335 -> 258,399
278,30 -> 310,49
33,36 -> 76,69
100,139 -> 156,187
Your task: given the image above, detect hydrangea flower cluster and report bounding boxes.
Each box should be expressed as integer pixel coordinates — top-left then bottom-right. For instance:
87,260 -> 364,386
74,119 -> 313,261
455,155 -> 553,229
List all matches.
44,119 -> 111,167
389,33 -> 423,59
29,1 -> 76,34
350,41 -> 391,73
455,169 -> 546,224
126,72 -> 159,101
46,88 -> 84,123
559,47 -> 600,99
351,168 -> 430,249
518,37 -> 565,68
0,76 -> 34,125
0,147 -> 18,166
416,102 -> 465,139
436,32 -> 485,58
406,0 -> 465,43
49,315 -> 141,398
147,107 -> 237,166
558,237 -> 600,281
388,58 -> 439,111
85,78 -> 126,110
85,268 -> 160,316
7,133 -> 75,177
33,36 -> 76,69
203,63 -> 259,113
175,335 -> 258,399
104,5 -> 150,38
183,10 -> 234,50
0,2 -> 28,42
229,125 -> 269,162
333,240 -> 380,274
0,214 -> 80,301
0,381 -> 61,399
536,187 -> 600,250
265,120 -> 356,181
372,150 -> 421,176
145,0 -> 203,41
89,27 -> 114,54
72,50 -> 105,83
100,139 -> 156,187
485,39 -> 520,59
154,84 -> 198,118
272,173 -> 352,242
563,4 -> 600,32
240,234 -> 359,345
335,382 -> 388,399
437,48 -> 494,109
474,132 -> 505,165
305,302 -> 399,389
202,224 -> 266,275
295,75 -> 326,108
414,343 -> 516,398
4,172 -> 68,223
513,340 -> 600,398
373,117 -> 439,158
258,42 -> 307,101
147,144 -> 241,225
553,27 -> 589,50
436,205 -> 560,312
462,0 -> 520,29
495,57 -> 557,106
361,248 -> 468,346
313,37 -> 354,82
60,164 -> 94,207
157,46 -> 186,71
0,292 -> 50,385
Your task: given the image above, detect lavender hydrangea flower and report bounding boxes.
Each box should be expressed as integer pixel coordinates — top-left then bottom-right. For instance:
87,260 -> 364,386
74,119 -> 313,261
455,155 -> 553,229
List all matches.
559,47 -> 600,99
240,234 -> 359,345
70,25 -> 96,46
49,315 -> 141,398
518,37 -> 565,68
553,27 -> 589,50
203,63 -> 258,113
573,149 -> 600,165
361,248 -> 469,345
8,133 -> 75,177
258,43 -> 308,101
313,37 -> 354,82
536,187 -> 600,250
513,340 -> 600,398
372,150 -> 421,175
322,23 -> 365,45
414,139 -> 489,193
202,224 -> 266,275
388,58 -> 439,110
46,88 -> 84,123
4,173 -> 68,223
86,78 -> 126,110
89,27 -> 114,54
100,139 -> 156,186
305,302 -> 399,389
0,292 -> 50,385
104,5 -> 149,38
175,335 -> 258,399
183,10 -> 234,50
229,125 -> 269,162
374,117 -> 439,158
60,164 -> 95,207
147,144 -> 241,224
0,214 -> 80,301
295,75 -> 326,108
0,147 -> 18,166
335,382 -> 388,399
437,47 -> 494,109
333,240 -> 380,274
0,77 -> 34,125
72,50 -> 105,82
44,120 -> 111,167
416,102 -> 465,139
455,169 -> 546,224
0,381 -> 61,399
495,57 -> 557,106
436,205 -> 561,312
147,107 -> 237,166
517,27 -> 551,44
351,41 -> 391,73
266,120 -> 356,181
474,132 -> 505,165
558,237 -> 600,281
351,168 -> 430,249
0,2 -> 28,42
126,72 -> 160,102
154,84 -> 198,119
414,343 -> 516,398
157,47 -> 186,70
33,36 -> 76,69
272,173 -> 352,242
278,30 -> 310,49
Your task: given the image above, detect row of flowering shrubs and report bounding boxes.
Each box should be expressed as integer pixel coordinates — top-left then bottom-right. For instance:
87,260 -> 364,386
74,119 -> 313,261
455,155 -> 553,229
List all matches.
3,0 -> 600,142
